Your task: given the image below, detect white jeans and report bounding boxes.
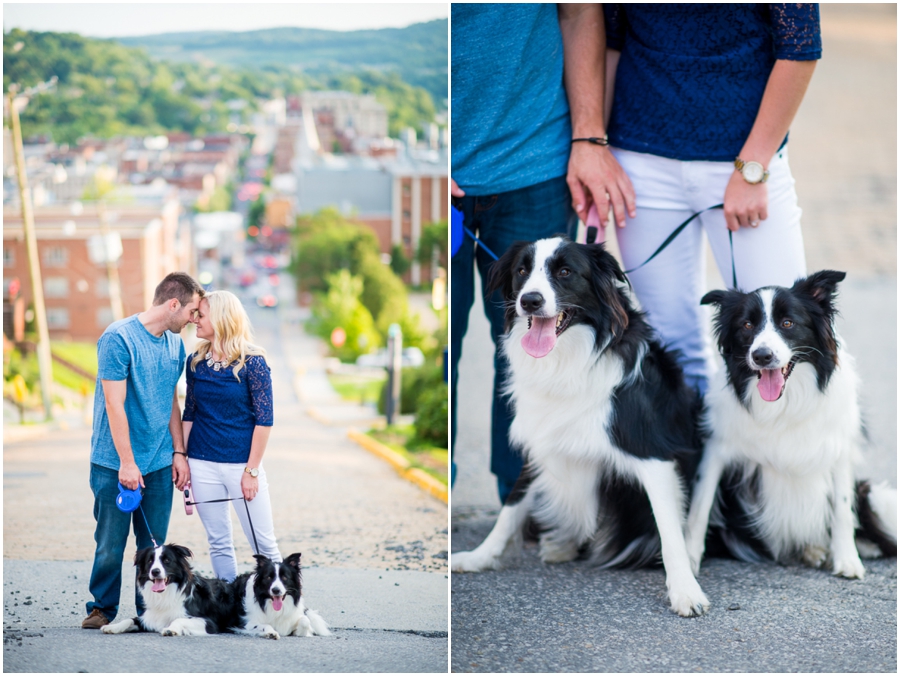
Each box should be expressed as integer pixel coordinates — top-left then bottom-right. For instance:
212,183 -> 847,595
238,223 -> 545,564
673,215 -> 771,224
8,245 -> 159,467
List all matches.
187,458 -> 282,581
611,147 -> 807,393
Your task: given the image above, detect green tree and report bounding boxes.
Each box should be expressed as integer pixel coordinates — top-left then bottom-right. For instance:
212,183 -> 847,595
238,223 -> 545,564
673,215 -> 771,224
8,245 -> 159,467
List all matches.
309,269 -> 382,362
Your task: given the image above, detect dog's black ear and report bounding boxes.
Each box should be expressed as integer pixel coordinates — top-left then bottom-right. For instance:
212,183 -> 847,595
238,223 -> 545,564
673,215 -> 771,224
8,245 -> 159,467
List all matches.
285,553 -> 302,569
169,545 -> 194,560
134,546 -> 152,566
793,270 -> 846,306
253,554 -> 270,567
700,290 -> 728,307
585,243 -> 630,339
485,240 -> 531,299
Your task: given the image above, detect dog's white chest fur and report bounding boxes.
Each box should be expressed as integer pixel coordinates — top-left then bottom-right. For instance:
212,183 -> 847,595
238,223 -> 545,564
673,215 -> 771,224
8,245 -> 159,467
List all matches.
705,351 -> 863,556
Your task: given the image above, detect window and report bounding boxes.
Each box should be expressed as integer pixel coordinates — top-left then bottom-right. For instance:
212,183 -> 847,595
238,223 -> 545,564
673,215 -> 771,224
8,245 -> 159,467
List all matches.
402,210 -> 411,221
43,246 -> 68,267
44,277 -> 69,298
97,307 -> 114,329
3,247 -> 14,268
46,308 -> 70,329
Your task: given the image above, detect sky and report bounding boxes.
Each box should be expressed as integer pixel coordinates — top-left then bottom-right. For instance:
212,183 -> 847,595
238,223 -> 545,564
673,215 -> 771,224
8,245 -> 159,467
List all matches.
3,2 -> 448,37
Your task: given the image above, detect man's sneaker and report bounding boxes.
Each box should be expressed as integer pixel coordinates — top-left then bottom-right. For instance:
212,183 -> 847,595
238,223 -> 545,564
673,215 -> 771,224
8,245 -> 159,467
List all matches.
82,609 -> 109,629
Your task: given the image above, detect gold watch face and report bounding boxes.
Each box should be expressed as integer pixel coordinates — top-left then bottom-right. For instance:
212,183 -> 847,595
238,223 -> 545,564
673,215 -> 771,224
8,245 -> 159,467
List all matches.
742,161 -> 765,184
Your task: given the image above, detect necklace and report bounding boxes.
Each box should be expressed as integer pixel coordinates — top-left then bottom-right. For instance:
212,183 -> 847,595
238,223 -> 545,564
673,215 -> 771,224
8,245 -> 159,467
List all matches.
205,352 -> 231,371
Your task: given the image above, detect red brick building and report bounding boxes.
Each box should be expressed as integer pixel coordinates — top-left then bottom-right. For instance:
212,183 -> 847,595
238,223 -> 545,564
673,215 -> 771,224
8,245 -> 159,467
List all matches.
3,195 -> 191,341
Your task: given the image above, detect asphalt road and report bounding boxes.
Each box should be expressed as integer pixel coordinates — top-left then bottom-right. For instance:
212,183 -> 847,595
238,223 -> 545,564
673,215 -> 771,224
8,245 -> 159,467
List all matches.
451,5 -> 897,673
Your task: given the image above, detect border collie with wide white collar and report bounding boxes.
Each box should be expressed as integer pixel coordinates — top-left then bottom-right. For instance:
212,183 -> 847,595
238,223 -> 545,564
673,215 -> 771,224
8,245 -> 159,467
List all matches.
685,271 -> 896,576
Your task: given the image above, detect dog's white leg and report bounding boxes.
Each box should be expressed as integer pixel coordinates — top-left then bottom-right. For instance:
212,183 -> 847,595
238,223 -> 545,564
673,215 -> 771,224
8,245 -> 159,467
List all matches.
291,615 -> 313,637
237,623 -> 280,639
101,619 -> 138,634
452,489 -> 533,573
684,448 -> 728,575
161,617 -> 210,636
830,457 -> 865,579
636,460 -> 709,617
305,609 -> 331,637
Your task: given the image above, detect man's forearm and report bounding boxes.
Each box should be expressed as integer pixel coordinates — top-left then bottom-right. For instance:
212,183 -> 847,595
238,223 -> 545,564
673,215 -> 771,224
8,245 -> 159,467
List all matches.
559,3 -> 606,137
106,401 -> 136,467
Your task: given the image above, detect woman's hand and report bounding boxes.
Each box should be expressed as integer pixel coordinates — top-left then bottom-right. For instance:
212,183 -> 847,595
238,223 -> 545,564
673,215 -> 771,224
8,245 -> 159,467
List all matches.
723,171 -> 768,232
241,472 -> 259,501
172,453 -> 190,491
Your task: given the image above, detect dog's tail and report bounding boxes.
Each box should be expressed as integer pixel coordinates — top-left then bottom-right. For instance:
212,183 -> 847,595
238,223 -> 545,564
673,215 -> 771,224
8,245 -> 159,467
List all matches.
856,480 -> 897,557
305,608 -> 331,637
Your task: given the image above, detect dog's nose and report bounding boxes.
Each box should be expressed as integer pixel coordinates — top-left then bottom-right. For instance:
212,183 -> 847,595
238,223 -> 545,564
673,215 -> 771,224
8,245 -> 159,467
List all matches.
151,567 -> 161,577
520,292 -> 544,313
751,347 -> 775,367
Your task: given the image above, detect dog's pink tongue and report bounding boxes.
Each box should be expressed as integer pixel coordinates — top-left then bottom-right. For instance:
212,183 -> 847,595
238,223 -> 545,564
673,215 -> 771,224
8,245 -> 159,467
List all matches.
521,315 -> 557,358
272,596 -> 283,612
151,579 -> 166,593
757,369 -> 785,402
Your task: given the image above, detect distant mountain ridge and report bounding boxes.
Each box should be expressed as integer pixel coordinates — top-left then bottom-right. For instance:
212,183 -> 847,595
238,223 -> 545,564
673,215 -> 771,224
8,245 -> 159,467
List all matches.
115,19 -> 448,107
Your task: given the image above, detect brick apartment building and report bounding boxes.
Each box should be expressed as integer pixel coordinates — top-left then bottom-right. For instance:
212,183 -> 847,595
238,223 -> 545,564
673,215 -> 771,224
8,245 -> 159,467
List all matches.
3,195 -> 190,341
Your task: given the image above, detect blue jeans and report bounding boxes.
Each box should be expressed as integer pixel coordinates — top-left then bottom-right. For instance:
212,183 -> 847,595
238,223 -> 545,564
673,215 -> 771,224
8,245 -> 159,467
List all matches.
86,463 -> 173,620
450,174 -> 577,502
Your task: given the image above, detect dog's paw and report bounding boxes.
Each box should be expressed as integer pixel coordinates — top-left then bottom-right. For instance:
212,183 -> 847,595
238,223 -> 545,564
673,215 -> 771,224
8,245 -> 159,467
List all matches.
802,545 -> 828,569
832,554 -> 865,580
161,627 -> 183,637
263,629 -> 281,640
451,549 -> 498,573
668,581 -> 710,618
539,539 -> 578,564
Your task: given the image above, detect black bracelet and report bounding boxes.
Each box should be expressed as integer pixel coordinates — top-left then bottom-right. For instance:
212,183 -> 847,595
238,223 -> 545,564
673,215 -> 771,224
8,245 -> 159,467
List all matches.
173,451 -> 188,457
572,136 -> 610,146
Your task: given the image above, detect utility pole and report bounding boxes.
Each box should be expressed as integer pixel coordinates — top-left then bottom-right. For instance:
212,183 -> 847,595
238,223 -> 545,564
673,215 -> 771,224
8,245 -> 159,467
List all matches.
6,84 -> 54,420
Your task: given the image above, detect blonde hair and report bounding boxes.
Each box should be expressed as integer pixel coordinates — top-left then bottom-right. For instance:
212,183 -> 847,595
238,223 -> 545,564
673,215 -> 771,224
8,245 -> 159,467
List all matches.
190,290 -> 266,381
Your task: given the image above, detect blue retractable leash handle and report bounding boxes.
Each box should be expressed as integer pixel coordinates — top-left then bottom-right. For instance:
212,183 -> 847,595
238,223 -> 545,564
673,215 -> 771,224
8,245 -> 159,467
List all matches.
116,482 -> 159,548
451,204 -> 500,261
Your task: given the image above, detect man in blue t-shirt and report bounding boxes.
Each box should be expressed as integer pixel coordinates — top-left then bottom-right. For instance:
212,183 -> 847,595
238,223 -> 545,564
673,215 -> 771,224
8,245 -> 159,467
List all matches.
451,5 -> 632,503
82,272 -> 203,629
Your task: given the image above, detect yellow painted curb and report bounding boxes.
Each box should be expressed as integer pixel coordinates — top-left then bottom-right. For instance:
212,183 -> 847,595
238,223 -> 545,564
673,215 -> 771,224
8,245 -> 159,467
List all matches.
347,429 -> 448,504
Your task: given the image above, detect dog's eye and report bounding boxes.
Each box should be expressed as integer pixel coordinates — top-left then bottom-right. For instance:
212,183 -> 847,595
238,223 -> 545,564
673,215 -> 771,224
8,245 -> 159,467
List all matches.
558,268 -> 570,277
742,322 -> 753,330
517,267 -> 527,277
781,319 -> 794,329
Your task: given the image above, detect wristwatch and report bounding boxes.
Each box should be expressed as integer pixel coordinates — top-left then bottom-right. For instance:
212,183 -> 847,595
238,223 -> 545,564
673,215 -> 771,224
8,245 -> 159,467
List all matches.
734,157 -> 769,185
244,467 -> 259,478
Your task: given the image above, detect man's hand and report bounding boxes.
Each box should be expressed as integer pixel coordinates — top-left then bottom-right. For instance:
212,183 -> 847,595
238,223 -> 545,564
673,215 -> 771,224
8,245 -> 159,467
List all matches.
567,142 -> 636,228
241,472 -> 259,502
172,454 -> 190,491
723,171 -> 768,232
451,178 -> 465,198
119,461 -> 144,491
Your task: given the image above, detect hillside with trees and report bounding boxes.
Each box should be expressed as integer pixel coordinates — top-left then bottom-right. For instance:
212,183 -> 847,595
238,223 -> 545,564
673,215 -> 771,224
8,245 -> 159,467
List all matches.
3,23 -> 443,144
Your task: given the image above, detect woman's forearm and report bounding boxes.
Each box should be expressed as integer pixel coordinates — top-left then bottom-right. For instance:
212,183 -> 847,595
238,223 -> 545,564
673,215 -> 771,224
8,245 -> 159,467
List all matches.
739,59 -> 817,166
246,425 -> 272,469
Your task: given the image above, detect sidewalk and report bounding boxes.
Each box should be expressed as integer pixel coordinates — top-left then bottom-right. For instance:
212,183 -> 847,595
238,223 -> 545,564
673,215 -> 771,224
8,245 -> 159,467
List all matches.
3,301 -> 448,672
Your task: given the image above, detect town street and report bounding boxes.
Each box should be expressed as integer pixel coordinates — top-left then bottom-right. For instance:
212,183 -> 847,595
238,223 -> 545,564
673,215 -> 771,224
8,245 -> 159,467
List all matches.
3,282 -> 448,672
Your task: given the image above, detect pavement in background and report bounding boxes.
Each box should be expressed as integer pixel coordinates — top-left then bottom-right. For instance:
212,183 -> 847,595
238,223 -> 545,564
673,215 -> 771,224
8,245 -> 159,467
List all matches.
451,5 -> 897,673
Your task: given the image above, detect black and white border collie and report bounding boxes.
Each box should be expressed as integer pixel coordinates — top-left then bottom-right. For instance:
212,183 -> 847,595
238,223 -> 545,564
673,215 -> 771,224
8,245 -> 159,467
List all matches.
685,271 -> 897,577
101,544 -> 236,636
233,554 -> 330,639
452,237 -> 710,617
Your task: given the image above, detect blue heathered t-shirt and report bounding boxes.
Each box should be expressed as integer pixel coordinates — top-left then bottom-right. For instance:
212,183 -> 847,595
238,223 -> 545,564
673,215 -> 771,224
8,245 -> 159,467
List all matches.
605,4 -> 822,161
182,354 -> 273,465
91,314 -> 186,474
451,3 -> 572,195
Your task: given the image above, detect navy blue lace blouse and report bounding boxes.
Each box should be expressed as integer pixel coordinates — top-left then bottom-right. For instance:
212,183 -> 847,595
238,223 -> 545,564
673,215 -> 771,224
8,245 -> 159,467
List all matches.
604,4 -> 822,161
183,354 -> 273,464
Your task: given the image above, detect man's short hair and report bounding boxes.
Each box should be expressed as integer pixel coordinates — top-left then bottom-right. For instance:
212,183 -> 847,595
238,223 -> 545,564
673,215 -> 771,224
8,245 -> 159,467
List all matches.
152,272 -> 203,307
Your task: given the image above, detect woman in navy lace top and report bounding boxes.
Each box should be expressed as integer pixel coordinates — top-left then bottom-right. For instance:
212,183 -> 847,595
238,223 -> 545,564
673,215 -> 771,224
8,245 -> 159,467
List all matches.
181,290 -> 280,581
570,4 -> 821,394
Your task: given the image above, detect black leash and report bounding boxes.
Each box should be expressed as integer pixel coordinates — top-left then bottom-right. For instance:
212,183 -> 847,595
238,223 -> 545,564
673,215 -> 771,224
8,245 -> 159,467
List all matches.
187,496 -> 261,556
137,504 -> 159,549
621,203 -> 737,289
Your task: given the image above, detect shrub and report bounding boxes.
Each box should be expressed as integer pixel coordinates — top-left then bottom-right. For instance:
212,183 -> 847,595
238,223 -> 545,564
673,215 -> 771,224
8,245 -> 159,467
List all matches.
309,270 -> 382,362
413,382 -> 448,447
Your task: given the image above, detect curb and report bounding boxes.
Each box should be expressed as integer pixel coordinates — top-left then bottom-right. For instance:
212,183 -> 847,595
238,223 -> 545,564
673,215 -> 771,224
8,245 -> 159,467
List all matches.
347,428 -> 448,504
